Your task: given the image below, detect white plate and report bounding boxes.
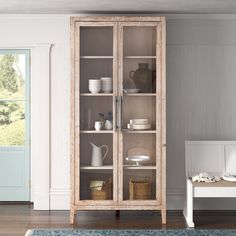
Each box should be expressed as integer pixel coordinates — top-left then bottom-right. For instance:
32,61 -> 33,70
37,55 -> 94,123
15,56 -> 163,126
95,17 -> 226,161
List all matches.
123,89 -> 140,94
223,174 -> 236,182
130,119 -> 149,125
128,124 -> 151,130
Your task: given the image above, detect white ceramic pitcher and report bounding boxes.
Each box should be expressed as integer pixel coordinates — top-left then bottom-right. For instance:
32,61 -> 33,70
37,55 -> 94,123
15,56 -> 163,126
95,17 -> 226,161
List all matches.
90,142 -> 109,166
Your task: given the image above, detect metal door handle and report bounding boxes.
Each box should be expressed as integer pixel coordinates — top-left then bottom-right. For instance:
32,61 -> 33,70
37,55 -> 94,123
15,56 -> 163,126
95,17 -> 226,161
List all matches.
120,96 -> 123,131
116,96 -> 120,131
116,96 -> 122,131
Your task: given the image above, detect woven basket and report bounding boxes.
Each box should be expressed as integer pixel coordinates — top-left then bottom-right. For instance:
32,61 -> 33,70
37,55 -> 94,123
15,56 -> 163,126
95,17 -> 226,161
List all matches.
129,177 -> 152,200
90,178 -> 112,200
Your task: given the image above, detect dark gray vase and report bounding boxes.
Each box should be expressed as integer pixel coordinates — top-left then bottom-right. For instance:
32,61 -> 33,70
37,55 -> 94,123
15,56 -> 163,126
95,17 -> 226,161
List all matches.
129,63 -> 153,93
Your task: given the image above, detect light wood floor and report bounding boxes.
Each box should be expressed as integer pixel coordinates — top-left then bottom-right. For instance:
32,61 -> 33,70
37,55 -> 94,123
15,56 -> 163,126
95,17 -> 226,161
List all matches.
1,205 -> 236,236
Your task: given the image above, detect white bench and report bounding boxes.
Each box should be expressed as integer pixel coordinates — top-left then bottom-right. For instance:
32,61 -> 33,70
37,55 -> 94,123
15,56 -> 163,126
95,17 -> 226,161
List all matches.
183,141 -> 236,227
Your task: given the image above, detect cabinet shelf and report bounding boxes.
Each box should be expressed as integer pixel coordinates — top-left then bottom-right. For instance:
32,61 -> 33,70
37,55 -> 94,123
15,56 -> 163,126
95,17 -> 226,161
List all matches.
124,56 -> 156,59
123,129 -> 156,134
80,130 -> 114,134
80,165 -> 113,170
80,56 -> 113,59
123,165 -> 156,170
80,93 -> 114,96
123,93 -> 156,97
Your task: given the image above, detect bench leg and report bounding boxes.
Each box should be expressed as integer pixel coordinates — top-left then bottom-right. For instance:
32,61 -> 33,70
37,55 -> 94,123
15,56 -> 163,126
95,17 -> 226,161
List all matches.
183,179 -> 194,227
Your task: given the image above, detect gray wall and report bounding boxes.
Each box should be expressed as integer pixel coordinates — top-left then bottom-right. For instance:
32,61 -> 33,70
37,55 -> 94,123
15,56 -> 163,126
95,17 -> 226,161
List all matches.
166,18 -> 236,209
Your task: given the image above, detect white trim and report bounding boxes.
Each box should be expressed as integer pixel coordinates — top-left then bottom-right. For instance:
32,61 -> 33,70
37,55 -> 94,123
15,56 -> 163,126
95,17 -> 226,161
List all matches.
31,43 -> 52,209
0,44 -> 52,205
0,44 -> 37,49
1,14 -> 236,20
0,14 -> 72,19
50,188 -> 70,210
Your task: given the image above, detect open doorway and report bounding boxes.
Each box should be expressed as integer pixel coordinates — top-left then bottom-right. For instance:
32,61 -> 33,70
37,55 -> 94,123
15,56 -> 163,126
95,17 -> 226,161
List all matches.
0,49 -> 30,201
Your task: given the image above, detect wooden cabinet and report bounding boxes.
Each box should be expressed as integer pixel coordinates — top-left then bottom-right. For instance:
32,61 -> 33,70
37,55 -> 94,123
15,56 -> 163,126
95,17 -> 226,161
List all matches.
70,16 -> 166,224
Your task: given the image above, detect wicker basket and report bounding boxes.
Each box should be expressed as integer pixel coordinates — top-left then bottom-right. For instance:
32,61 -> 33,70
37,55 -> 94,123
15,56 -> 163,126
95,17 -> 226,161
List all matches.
129,177 -> 152,200
90,178 -> 112,200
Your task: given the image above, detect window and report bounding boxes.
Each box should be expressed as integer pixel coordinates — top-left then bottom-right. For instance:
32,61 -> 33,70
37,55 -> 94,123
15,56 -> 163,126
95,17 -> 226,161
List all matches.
0,50 -> 30,146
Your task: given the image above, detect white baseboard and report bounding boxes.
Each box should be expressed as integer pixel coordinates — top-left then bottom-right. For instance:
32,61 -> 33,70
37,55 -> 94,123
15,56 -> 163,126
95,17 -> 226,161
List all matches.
34,191 -> 50,210
50,188 -> 70,210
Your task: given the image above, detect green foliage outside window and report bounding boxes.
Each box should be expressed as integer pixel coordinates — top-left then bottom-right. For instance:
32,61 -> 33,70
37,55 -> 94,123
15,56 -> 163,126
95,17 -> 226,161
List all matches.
0,54 -> 25,146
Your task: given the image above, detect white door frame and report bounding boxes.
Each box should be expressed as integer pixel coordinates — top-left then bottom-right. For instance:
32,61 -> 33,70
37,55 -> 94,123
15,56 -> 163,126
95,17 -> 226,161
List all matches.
0,43 -> 52,209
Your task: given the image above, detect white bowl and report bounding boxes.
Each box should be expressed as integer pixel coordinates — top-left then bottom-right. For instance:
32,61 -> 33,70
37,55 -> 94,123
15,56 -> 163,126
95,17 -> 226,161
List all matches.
123,89 -> 140,94
89,80 -> 101,85
102,82 -> 112,85
89,87 -> 101,90
89,79 -> 101,82
130,119 -> 149,125
89,84 -> 101,87
101,77 -> 112,81
89,85 -> 101,88
89,88 -> 101,93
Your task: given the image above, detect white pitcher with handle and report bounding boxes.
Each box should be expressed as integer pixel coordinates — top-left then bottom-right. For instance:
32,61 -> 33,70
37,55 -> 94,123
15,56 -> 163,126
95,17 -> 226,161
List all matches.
90,142 -> 109,166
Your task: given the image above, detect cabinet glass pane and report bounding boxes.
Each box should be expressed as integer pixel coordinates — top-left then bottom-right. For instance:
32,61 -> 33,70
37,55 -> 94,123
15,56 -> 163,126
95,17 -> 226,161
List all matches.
122,96 -> 156,131
123,133 -> 156,166
123,169 -> 156,200
123,26 -> 156,57
80,97 -> 113,131
80,133 -> 113,200
80,59 -> 113,94
80,27 -> 113,56
122,133 -> 156,201
123,59 -> 156,93
80,172 -> 113,200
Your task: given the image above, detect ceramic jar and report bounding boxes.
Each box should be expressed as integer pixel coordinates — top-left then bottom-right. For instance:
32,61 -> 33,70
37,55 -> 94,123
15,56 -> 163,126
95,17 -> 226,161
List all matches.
129,63 -> 153,93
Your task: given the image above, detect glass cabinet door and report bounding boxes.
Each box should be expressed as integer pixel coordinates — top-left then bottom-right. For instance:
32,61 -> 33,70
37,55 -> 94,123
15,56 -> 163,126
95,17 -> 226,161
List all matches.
76,23 -> 117,203
119,23 -> 162,204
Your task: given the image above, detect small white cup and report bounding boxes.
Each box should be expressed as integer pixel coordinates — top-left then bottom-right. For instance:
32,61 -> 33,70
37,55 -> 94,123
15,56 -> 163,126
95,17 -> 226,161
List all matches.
95,121 -> 103,131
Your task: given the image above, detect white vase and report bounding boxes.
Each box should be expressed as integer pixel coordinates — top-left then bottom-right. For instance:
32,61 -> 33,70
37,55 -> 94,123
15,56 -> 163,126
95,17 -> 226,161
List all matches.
104,120 -> 113,130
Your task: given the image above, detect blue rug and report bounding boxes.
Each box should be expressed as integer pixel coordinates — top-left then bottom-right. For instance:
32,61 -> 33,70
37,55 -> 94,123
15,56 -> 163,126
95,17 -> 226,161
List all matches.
25,229 -> 236,236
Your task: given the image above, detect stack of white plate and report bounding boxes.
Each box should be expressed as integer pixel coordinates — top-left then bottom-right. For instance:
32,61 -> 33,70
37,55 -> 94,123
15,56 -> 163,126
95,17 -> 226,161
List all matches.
127,119 -> 151,130
101,77 -> 112,93
88,79 -> 101,93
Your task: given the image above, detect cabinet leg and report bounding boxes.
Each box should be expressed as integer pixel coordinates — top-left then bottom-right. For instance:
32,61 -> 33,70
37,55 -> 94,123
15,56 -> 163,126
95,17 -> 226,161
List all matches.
161,209 -> 166,224
115,210 -> 120,217
70,209 -> 77,224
